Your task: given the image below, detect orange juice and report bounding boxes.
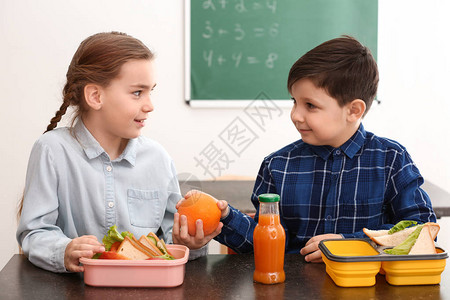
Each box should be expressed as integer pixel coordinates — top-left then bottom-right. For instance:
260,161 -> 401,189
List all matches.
253,194 -> 285,284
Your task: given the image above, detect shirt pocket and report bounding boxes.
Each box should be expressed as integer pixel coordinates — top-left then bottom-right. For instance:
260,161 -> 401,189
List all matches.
127,189 -> 161,228
340,197 -> 385,228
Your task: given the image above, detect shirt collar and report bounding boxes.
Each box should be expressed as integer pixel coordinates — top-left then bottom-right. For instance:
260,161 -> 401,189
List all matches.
73,120 -> 137,166
309,144 -> 334,160
340,124 -> 366,159
308,124 -> 366,160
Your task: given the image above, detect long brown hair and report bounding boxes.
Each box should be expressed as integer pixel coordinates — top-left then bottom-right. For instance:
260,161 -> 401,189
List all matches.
46,31 -> 154,132
287,35 -> 379,116
18,32 -> 154,219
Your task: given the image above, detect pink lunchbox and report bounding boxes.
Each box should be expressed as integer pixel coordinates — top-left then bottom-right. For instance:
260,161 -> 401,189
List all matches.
80,244 -> 189,287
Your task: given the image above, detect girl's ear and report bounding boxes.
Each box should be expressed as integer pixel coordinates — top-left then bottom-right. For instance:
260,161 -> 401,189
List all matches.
84,84 -> 102,110
347,99 -> 366,122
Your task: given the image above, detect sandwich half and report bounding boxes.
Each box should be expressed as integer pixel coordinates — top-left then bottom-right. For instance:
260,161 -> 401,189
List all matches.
408,224 -> 437,255
138,235 -> 165,256
364,221 -> 440,248
384,224 -> 437,255
368,226 -> 417,247
116,236 -> 155,260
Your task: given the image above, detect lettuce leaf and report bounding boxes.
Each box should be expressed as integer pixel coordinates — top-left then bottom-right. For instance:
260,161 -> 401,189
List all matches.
121,231 -> 133,240
102,225 -> 133,251
388,220 -> 418,234
384,225 -> 423,255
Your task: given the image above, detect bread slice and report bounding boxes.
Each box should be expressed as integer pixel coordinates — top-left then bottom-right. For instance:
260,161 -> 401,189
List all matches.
138,235 -> 164,256
409,224 -> 437,254
147,232 -> 174,257
370,226 -> 417,247
363,228 -> 389,238
116,236 -> 154,260
425,222 -> 440,239
157,238 -> 174,257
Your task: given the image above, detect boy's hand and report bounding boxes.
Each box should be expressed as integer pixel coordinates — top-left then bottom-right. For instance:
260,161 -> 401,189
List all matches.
173,190 -> 228,249
64,235 -> 105,272
300,234 -> 342,263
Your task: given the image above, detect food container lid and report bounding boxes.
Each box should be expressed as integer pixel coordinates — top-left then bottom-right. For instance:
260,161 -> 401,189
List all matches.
319,239 -> 449,262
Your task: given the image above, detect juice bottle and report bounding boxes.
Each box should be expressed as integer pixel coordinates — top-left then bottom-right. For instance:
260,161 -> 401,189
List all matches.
253,193 -> 285,284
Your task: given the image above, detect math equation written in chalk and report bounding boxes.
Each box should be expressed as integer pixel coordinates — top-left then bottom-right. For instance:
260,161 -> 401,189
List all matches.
199,0 -> 279,69
189,0 -> 377,100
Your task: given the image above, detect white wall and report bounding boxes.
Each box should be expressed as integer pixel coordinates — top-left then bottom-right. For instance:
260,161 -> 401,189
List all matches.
1,0 -> 449,270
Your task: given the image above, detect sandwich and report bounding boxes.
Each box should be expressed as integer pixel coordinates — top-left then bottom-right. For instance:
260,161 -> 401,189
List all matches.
94,225 -> 175,260
116,236 -> 159,260
137,233 -> 173,258
138,235 -> 164,256
364,220 -> 420,247
363,220 -> 440,255
384,223 -> 438,255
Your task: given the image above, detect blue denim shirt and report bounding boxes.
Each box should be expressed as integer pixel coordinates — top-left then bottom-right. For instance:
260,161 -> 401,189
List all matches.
216,124 -> 436,253
17,120 -> 183,272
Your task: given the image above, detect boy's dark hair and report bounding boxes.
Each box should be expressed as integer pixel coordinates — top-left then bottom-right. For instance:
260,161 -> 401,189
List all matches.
287,35 -> 379,116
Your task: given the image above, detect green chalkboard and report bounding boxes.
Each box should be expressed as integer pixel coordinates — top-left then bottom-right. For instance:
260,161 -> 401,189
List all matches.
187,0 -> 378,102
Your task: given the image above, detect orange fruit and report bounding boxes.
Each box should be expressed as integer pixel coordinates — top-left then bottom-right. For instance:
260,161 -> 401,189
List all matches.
177,192 -> 221,236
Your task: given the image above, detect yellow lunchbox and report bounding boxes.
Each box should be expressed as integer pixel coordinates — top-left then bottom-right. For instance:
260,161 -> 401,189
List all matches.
319,239 -> 448,287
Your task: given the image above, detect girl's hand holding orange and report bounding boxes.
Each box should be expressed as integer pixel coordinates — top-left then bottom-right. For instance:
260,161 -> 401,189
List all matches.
173,190 -> 228,249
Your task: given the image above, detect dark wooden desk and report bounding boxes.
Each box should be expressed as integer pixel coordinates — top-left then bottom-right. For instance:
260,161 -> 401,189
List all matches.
0,254 -> 448,299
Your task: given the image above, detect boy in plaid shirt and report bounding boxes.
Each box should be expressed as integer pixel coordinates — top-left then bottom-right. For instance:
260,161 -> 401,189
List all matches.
174,36 -> 436,262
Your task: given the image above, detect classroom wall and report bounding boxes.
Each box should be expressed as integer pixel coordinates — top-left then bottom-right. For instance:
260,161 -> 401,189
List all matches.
1,0 -> 449,270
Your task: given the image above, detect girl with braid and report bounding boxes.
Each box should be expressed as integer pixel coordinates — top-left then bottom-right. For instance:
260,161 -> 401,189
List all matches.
16,32 -> 206,273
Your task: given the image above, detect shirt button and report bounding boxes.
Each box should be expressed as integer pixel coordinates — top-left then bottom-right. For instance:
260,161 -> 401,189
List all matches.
108,202 -> 115,208
335,150 -> 341,155
326,215 -> 332,221
106,165 -> 112,172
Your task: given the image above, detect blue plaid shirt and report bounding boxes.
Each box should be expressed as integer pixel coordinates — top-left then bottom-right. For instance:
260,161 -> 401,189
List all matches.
215,124 -> 436,253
